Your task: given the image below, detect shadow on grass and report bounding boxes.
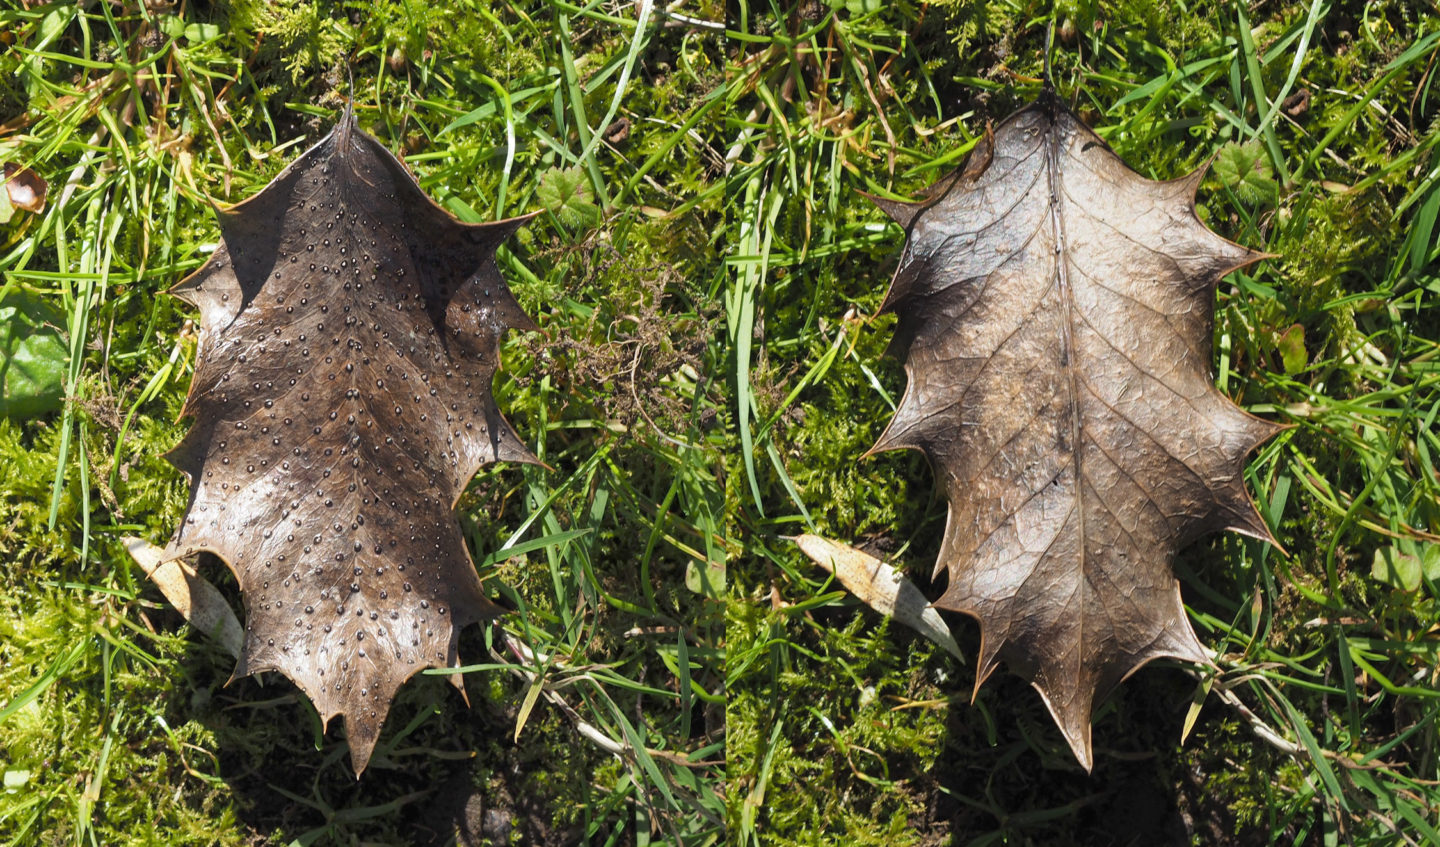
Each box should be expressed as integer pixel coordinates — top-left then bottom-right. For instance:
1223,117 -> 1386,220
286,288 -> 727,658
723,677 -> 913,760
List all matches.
892,602 -> 1290,846
159,573 -> 590,846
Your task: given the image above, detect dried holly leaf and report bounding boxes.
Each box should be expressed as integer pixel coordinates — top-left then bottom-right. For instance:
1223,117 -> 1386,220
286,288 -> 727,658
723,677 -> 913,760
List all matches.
868,89 -> 1281,770
167,105 -> 539,775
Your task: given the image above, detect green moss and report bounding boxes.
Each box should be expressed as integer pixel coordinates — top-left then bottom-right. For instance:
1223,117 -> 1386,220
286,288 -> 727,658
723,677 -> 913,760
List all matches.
0,587 -> 252,846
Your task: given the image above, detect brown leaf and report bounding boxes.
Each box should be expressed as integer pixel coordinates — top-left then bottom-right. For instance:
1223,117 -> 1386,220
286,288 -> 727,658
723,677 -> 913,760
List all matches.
868,89 -> 1281,771
3,163 -> 47,214
167,105 -> 539,775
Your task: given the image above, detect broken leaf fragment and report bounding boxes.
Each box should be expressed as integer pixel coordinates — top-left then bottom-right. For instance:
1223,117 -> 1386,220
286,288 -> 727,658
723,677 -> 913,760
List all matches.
795,534 -> 964,662
867,89 -> 1281,770
167,105 -> 539,775
125,537 -> 244,659
1,163 -> 47,221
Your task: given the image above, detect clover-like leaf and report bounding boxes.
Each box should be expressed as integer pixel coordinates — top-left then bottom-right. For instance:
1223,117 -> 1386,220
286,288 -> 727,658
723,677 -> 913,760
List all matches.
535,166 -> 600,230
1211,139 -> 1276,205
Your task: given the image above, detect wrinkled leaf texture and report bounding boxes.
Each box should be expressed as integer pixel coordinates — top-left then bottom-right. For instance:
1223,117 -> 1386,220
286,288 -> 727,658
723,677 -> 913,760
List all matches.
868,89 -> 1281,770
168,105 -> 538,774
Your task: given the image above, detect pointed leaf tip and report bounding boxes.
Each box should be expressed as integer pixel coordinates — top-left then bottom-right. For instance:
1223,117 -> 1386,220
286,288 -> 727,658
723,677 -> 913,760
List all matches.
860,190 -> 924,228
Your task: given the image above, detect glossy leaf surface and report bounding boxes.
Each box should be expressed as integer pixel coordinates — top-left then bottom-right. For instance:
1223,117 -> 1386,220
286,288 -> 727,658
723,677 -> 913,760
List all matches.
169,108 -> 537,774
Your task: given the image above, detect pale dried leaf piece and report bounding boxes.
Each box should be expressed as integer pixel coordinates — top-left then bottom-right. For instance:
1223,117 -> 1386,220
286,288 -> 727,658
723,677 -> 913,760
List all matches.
868,89 -> 1281,771
795,534 -> 965,662
125,536 -> 244,659
168,105 -> 539,775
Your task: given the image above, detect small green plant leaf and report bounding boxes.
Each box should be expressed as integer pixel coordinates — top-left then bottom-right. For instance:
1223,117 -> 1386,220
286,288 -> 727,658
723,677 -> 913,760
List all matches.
536,166 -> 601,230
684,557 -> 726,598
0,291 -> 67,418
1371,544 -> 1440,592
1212,140 -> 1276,205
158,15 -> 222,43
828,0 -> 881,14
1372,546 -> 1418,591
1276,323 -> 1307,374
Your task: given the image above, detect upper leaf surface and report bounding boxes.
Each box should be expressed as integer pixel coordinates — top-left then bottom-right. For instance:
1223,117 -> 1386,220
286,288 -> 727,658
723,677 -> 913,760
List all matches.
169,108 -> 537,774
